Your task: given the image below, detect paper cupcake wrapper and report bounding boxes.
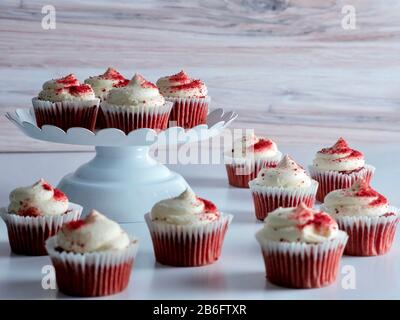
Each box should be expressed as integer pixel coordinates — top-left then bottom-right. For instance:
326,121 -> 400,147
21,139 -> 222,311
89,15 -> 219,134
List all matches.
249,180 -> 318,221
32,97 -> 100,132
309,165 -> 375,202
145,213 -> 233,267
100,101 -> 172,134
166,96 -> 210,129
45,236 -> 139,297
224,153 -> 282,188
256,231 -> 348,288
0,203 -> 82,256
322,206 -> 399,256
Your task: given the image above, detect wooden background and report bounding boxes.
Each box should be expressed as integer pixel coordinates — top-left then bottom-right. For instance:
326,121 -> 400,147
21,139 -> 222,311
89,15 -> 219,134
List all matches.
1,0 -> 399,152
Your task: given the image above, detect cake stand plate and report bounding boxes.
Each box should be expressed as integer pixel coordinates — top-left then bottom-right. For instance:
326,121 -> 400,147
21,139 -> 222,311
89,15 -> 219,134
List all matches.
6,108 -> 237,222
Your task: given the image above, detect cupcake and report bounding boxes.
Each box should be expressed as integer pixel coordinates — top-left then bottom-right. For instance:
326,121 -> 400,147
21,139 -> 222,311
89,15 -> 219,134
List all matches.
32,74 -> 100,131
45,210 -> 139,297
224,133 -> 282,188
145,188 -> 233,267
0,179 -> 82,256
249,155 -> 318,221
309,138 -> 375,202
322,179 -> 399,256
100,74 -> 172,134
255,203 -> 348,288
156,70 -> 210,128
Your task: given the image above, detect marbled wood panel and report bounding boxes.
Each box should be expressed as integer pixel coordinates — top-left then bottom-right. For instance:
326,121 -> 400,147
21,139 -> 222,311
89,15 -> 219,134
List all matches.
0,0 -> 399,152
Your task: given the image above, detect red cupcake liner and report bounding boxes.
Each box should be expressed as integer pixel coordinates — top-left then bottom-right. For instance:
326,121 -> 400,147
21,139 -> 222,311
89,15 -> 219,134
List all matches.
225,159 -> 279,188
45,237 -> 139,297
100,102 -> 172,134
32,98 -> 100,132
310,165 -> 375,202
145,213 -> 232,267
0,204 -> 82,256
257,231 -> 348,288
167,96 -> 210,128
334,209 -> 399,256
249,181 -> 318,221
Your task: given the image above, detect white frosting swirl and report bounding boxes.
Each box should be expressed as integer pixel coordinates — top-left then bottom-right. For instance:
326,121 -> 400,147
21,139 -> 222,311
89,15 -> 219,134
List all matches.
256,203 -> 339,243
57,210 -> 130,253
8,179 -> 68,217
156,70 -> 207,98
323,180 -> 389,217
150,188 -> 220,225
105,73 -> 165,108
84,67 -> 128,100
255,155 -> 312,188
226,134 -> 281,161
313,138 -> 365,172
38,74 -> 96,102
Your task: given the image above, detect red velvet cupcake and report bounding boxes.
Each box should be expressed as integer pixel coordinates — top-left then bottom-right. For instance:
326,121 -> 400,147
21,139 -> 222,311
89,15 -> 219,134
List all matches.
0,179 -> 82,256
309,138 -> 375,202
322,179 -> 399,256
100,74 -> 172,134
45,210 -> 139,297
145,188 -> 233,267
256,203 -> 348,288
224,133 -> 282,188
32,74 -> 100,131
156,70 -> 210,128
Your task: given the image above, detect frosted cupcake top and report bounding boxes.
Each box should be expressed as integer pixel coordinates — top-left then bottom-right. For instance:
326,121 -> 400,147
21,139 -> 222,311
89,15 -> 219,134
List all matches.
84,67 -> 129,100
313,138 -> 365,172
150,188 -> 220,225
38,74 -> 96,102
56,210 -> 131,253
256,203 -> 339,243
323,179 -> 390,217
8,179 -> 69,217
156,70 -> 208,98
105,74 -> 165,109
225,134 -> 282,162
254,155 -> 313,188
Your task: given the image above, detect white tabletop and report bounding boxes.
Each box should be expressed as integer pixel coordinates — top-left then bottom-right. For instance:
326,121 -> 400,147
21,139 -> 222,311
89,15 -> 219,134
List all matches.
0,143 -> 399,299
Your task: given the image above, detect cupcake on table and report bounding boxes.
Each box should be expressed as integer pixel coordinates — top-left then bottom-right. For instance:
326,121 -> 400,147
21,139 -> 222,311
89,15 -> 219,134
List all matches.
45,210 -> 139,297
224,133 -> 282,188
248,155 -> 318,221
32,74 -> 100,131
255,202 -> 348,289
0,179 -> 82,256
100,73 -> 172,134
156,70 -> 210,128
322,179 -> 399,256
145,188 -> 233,267
309,137 -> 375,202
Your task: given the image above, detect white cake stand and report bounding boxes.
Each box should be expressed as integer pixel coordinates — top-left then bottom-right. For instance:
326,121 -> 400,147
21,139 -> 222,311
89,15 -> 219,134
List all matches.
6,108 -> 237,222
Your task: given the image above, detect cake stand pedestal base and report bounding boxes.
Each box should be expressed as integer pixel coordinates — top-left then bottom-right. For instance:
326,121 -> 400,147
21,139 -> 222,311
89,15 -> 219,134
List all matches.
57,146 -> 188,222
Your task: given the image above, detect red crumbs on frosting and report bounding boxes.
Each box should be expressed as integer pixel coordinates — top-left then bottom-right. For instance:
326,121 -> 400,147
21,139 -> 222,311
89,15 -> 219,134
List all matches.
320,137 -> 363,160
293,203 -> 336,231
100,67 -> 125,81
68,84 -> 93,96
18,207 -> 40,217
169,79 -> 204,92
114,78 -> 130,87
66,220 -> 85,230
168,70 -> 190,83
198,197 -> 219,214
306,212 -> 336,230
42,182 -> 52,191
55,74 -> 79,87
53,188 -> 68,201
355,180 -> 388,206
253,139 -> 273,152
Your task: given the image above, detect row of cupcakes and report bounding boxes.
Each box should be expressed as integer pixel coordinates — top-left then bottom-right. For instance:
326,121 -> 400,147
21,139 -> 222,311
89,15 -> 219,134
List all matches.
0,180 -> 232,296
32,69 -> 210,133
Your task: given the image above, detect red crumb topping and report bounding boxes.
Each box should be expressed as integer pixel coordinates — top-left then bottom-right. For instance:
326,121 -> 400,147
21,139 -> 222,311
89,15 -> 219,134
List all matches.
68,84 -> 93,96
114,78 -> 130,87
305,212 -> 335,230
169,79 -> 203,92
19,207 -> 40,217
53,188 -> 68,201
100,67 -> 125,81
66,220 -> 85,230
133,74 -> 157,89
290,204 -> 314,223
42,182 -> 52,191
320,137 -> 363,159
383,212 -> 396,217
253,139 -> 274,152
55,74 -> 79,87
354,180 -> 388,206
198,197 -> 219,214
294,203 -> 335,230
168,70 -> 190,83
